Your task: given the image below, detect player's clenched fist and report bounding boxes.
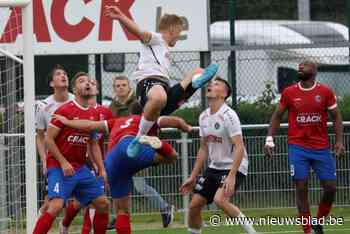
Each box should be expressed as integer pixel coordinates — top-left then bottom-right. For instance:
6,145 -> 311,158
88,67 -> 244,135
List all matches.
105,4 -> 124,20
61,160 -> 75,176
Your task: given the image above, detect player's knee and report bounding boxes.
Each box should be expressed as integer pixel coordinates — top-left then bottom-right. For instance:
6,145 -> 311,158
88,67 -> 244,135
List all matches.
94,197 -> 110,213
322,183 -> 336,202
47,198 -> 64,217
147,86 -> 167,106
189,199 -> 203,213
213,196 -> 227,209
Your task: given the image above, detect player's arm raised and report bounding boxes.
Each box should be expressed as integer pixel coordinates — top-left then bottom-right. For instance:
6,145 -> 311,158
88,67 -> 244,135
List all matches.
46,126 -> 75,176
52,114 -> 107,132
180,137 -> 208,194
158,116 -> 192,133
265,103 -> 287,158
105,5 -> 152,43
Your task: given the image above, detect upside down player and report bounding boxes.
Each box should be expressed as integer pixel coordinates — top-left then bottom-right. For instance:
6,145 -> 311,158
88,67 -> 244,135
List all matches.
265,61 -> 345,234
53,102 -> 192,234
33,73 -> 110,234
59,77 -> 113,234
105,5 -> 218,158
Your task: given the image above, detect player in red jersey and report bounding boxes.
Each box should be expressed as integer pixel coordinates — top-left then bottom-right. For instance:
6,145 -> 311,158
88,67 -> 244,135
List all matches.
265,61 -> 344,234
53,102 -> 192,234
59,78 -> 113,234
33,72 -> 110,234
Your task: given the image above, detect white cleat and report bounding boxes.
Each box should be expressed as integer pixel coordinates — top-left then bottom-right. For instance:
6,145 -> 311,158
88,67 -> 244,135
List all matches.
138,135 -> 162,149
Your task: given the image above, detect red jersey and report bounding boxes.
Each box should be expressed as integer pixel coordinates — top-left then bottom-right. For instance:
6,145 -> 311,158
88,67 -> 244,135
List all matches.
280,82 -> 337,149
94,104 -> 113,156
46,100 -> 99,169
104,115 -> 158,151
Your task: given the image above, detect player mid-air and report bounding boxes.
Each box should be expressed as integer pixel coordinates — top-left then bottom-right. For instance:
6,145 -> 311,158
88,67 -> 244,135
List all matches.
105,4 -> 219,158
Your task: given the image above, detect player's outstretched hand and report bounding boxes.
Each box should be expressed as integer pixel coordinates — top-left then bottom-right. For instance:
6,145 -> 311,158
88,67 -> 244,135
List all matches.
264,136 -> 275,159
52,114 -> 68,125
223,175 -> 235,198
105,3 -> 123,20
334,141 -> 345,158
61,161 -> 75,176
179,177 -> 196,195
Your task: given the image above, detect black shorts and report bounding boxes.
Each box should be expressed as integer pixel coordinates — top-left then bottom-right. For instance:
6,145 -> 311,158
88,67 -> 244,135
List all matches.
136,77 -> 187,116
193,168 -> 246,204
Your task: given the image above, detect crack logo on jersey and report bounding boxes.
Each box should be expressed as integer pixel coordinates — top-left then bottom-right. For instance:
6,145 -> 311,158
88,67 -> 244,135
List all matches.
296,113 -> 321,125
206,135 -> 223,143
214,122 -> 220,130
315,95 -> 321,103
67,135 -> 89,145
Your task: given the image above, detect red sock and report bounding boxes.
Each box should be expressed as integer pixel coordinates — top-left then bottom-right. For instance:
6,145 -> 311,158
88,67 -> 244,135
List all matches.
115,214 -> 131,234
62,201 -> 80,227
81,208 -> 93,234
317,202 -> 332,220
93,211 -> 109,234
33,212 -> 55,234
298,212 -> 311,234
156,141 -> 174,157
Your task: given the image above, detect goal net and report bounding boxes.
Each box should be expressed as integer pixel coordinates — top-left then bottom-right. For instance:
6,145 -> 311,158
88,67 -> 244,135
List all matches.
0,1 -> 36,234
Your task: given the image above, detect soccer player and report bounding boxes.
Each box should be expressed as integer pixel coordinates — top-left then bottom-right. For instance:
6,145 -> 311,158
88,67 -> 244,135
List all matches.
33,72 -> 110,234
108,75 -> 175,228
105,5 -> 218,157
53,102 -> 192,234
265,60 -> 344,234
35,65 -> 74,215
180,78 -> 257,234
59,78 -> 113,234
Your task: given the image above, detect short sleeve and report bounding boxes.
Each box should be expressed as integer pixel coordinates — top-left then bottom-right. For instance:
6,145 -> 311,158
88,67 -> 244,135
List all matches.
105,119 -> 116,134
145,32 -> 163,46
326,88 -> 337,110
49,108 -> 65,129
279,89 -> 289,108
35,108 -> 46,130
224,110 -> 242,138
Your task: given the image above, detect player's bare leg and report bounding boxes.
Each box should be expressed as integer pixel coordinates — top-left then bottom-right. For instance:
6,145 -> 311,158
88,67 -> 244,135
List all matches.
312,180 -> 336,234
114,197 -> 131,234
214,188 -> 257,234
188,194 -> 207,234
295,180 -> 312,234
38,196 -> 50,216
90,196 -> 110,234
59,199 -> 81,234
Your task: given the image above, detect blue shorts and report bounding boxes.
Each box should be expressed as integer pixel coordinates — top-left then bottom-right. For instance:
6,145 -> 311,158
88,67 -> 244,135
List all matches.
47,166 -> 105,206
288,144 -> 336,181
105,136 -> 157,199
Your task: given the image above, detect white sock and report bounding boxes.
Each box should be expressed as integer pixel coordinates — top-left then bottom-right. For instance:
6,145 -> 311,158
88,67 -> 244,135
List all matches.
188,228 -> 201,234
137,116 -> 155,136
237,212 -> 257,234
89,208 -> 96,223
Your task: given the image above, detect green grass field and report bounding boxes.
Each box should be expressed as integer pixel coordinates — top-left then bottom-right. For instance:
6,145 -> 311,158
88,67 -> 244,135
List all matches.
61,207 -> 350,234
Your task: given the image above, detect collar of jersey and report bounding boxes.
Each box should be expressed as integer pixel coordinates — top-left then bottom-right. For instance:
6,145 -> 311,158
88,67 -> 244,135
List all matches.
297,81 -> 317,91
73,99 -> 90,111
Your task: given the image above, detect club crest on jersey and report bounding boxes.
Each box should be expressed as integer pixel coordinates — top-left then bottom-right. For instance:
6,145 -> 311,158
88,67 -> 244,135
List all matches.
214,122 -> 220,129
315,95 -> 321,103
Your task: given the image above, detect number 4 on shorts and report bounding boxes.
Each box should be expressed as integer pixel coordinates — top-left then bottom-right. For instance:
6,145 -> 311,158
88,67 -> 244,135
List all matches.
53,182 -> 60,193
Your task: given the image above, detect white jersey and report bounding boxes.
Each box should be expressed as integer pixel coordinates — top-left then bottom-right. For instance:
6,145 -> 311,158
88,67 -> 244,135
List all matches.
199,103 -> 249,175
35,93 -> 74,130
132,32 -> 171,83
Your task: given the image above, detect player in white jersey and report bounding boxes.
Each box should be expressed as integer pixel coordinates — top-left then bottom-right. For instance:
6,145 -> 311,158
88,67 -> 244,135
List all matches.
105,5 -> 218,158
180,78 -> 256,234
35,65 -> 74,215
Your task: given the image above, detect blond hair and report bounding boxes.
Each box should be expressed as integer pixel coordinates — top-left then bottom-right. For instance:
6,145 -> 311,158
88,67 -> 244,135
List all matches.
158,14 -> 184,31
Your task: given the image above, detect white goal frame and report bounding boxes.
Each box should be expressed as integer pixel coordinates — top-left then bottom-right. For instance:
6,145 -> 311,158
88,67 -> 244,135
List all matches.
0,1 -> 36,234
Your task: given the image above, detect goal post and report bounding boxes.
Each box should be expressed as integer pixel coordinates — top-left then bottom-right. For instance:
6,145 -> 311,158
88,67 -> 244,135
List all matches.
0,1 -> 36,234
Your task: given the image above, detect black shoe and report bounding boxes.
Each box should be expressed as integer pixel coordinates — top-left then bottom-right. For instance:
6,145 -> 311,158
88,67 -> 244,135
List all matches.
160,205 -> 175,228
107,217 -> 116,230
311,224 -> 324,234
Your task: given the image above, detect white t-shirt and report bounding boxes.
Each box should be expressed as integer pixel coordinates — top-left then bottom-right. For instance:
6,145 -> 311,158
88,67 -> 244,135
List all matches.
199,103 -> 249,175
35,93 -> 74,131
132,32 -> 171,83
